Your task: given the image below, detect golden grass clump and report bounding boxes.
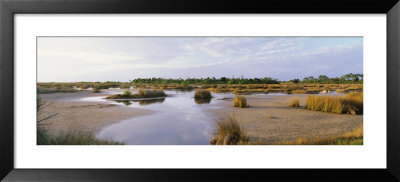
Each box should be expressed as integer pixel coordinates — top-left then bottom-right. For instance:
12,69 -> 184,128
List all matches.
288,98 -> 300,107
233,95 -> 248,108
342,92 -> 363,114
210,117 -> 249,145
194,89 -> 212,99
305,92 -> 363,115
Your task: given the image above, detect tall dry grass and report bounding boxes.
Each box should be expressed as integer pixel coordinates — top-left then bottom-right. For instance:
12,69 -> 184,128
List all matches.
305,92 -> 363,115
233,95 -> 248,108
210,117 -> 249,145
37,127 -> 123,145
288,98 -> 300,107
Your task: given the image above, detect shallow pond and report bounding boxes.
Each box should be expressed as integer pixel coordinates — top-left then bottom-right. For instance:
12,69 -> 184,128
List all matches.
85,89 -> 342,145
95,90 -> 234,145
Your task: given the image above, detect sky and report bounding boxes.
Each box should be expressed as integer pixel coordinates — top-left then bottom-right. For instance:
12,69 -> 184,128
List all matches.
37,37 -> 363,82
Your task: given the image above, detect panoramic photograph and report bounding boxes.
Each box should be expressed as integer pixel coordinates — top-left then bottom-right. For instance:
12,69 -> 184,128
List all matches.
37,37 -> 363,145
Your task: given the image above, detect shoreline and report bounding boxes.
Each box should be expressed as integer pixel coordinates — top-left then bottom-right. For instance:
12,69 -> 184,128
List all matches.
38,91 -> 155,136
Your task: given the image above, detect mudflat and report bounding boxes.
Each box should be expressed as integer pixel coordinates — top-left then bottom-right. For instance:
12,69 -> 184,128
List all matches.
207,94 -> 363,143
38,90 -> 154,135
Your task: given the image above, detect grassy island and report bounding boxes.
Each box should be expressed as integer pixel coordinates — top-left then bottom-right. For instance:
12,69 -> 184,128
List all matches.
106,89 -> 166,100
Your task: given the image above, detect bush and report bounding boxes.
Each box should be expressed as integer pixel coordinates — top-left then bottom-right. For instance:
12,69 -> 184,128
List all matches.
288,98 -> 300,107
233,95 -> 248,108
138,89 -> 166,98
194,89 -> 212,99
210,117 -> 249,145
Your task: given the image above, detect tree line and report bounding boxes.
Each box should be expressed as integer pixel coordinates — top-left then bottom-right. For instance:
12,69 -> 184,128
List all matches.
129,73 -> 363,85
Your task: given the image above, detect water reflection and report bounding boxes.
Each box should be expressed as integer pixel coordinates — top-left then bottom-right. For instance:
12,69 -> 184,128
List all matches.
116,100 -> 132,106
96,90 -> 231,145
194,98 -> 211,104
115,98 -> 166,106
138,98 -> 165,105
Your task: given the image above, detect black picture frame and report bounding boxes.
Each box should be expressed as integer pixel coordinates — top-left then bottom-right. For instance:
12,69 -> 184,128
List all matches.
1,0 -> 399,181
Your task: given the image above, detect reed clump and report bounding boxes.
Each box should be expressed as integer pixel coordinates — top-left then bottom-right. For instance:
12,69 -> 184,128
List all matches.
305,92 -> 363,115
210,117 -> 249,145
233,95 -> 248,108
288,98 -> 300,107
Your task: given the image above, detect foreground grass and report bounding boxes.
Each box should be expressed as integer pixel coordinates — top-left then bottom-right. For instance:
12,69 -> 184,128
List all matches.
37,127 -> 123,145
305,92 -> 363,115
210,117 -> 363,145
210,117 -> 249,145
106,89 -> 166,99
274,126 -> 363,145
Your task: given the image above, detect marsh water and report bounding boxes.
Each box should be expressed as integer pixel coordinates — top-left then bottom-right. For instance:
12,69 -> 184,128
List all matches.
94,90 -> 234,145
80,89 -> 340,145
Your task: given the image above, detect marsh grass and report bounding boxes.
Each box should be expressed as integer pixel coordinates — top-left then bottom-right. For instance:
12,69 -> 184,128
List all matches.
291,89 -> 306,94
305,92 -> 363,114
274,126 -> 363,145
210,117 -> 249,145
194,89 -> 212,99
37,127 -> 123,145
37,87 -> 76,94
288,98 -> 300,107
336,89 -> 346,93
233,95 -> 248,108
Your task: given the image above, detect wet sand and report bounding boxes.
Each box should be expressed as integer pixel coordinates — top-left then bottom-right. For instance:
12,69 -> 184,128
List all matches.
38,90 -> 154,135
206,94 -> 363,143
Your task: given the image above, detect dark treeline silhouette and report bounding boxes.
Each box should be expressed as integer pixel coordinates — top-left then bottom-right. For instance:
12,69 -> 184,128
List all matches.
129,73 -> 363,85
